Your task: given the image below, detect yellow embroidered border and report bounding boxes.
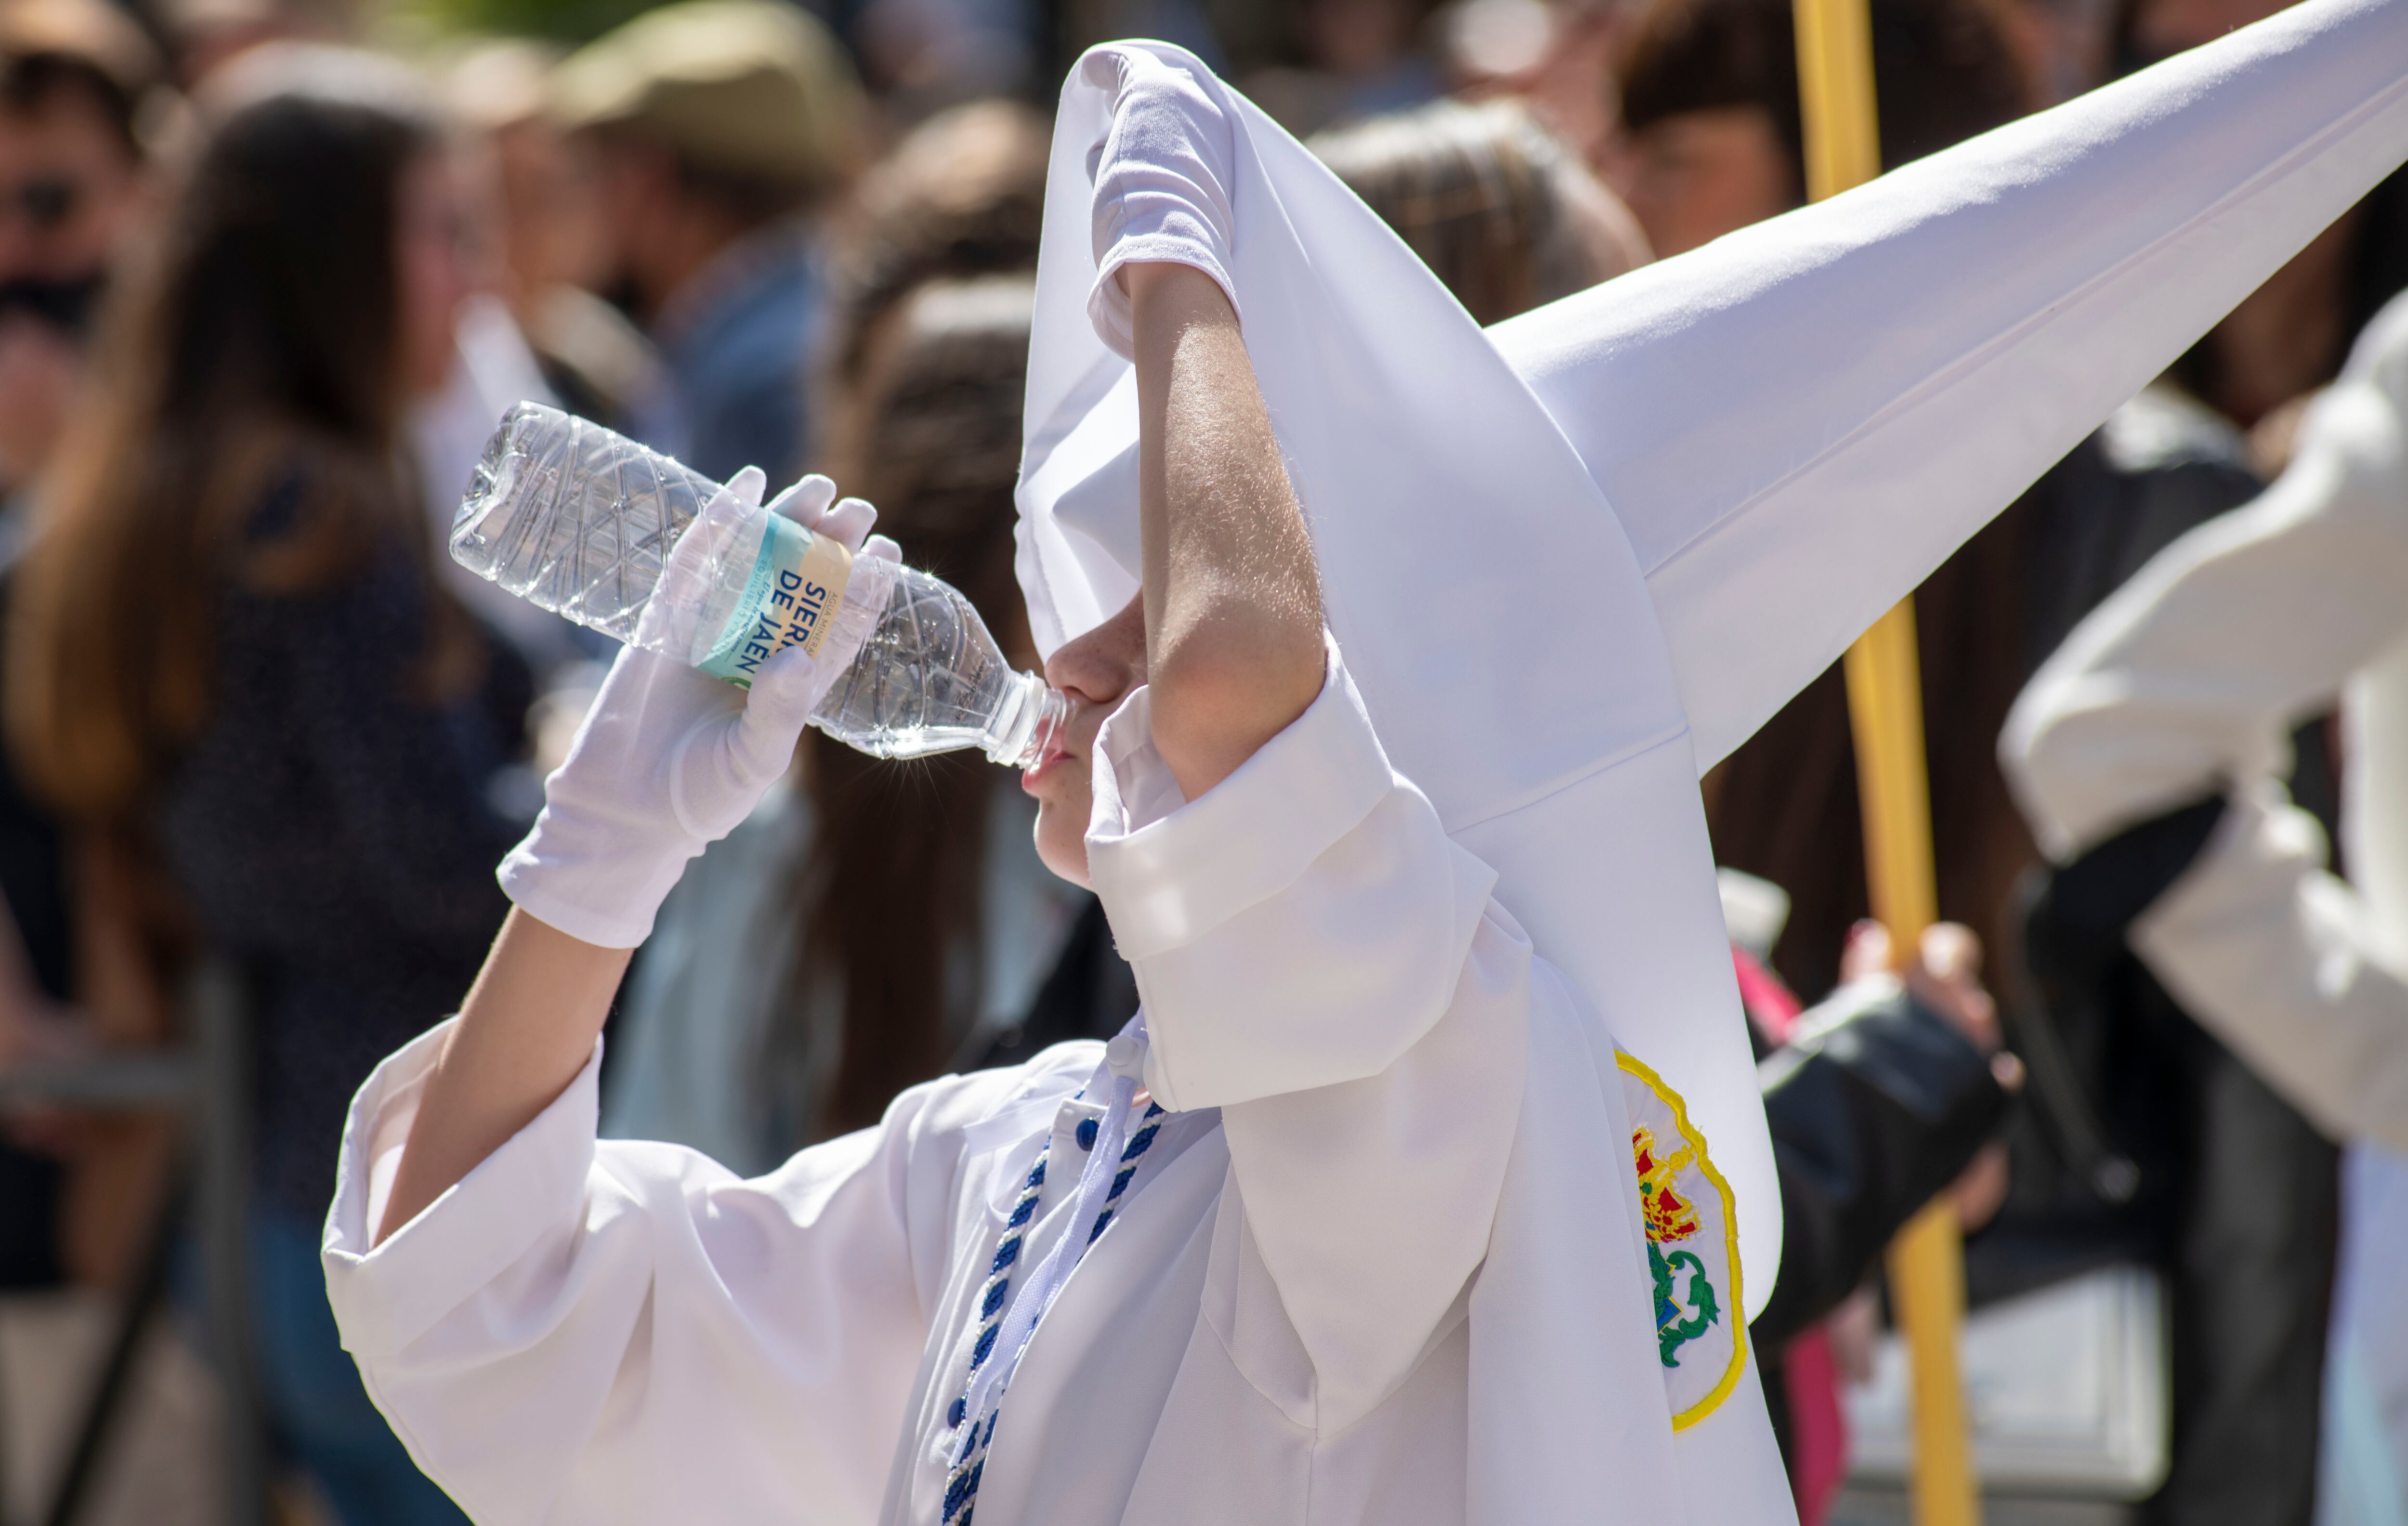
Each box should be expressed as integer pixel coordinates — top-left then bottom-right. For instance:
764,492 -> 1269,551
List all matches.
1617,1051 -> 1748,1432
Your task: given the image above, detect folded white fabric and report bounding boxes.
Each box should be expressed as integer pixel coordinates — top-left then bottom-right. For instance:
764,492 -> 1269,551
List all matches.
1489,0 -> 2408,773
1084,45 -> 1242,357
498,471 -> 888,948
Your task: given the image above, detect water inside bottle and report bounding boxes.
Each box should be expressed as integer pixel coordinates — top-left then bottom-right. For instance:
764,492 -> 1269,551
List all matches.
452,403 -> 1069,769
451,404 -> 719,646
809,558 -> 1066,767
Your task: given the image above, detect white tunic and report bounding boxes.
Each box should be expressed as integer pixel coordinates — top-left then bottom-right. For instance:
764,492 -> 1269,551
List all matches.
322,646 -> 1792,1526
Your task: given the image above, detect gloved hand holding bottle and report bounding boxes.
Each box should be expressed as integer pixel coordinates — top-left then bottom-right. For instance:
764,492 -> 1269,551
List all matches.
453,403 -> 1066,770
455,404 -> 1068,945
493,467 -> 871,947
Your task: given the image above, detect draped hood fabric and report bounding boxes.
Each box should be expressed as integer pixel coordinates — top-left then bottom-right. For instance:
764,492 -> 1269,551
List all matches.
1018,4 -> 2408,1334
1492,0 -> 2408,776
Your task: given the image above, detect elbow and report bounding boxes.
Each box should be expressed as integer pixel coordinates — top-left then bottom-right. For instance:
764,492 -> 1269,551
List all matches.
1145,608 -> 1326,797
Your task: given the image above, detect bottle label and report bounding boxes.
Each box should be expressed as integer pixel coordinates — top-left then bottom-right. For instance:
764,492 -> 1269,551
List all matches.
696,514 -> 855,687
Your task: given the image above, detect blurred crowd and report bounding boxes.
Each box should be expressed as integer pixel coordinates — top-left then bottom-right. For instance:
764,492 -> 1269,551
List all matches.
0,0 -> 2395,1522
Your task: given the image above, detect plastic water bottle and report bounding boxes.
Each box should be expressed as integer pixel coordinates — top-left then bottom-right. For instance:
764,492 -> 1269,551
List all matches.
449,402 -> 1067,769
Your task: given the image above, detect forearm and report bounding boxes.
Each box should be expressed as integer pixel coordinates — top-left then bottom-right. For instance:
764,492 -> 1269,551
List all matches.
374,908 -> 630,1244
368,474 -> 864,1242
1126,261 -> 1323,798
1753,988 -> 2008,1345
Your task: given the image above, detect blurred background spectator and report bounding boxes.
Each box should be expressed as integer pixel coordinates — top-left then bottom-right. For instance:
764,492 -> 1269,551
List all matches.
1620,0 -> 2407,1518
549,0 -> 859,484
8,51 -> 524,1524
2112,0 -> 2408,456
2001,282 -> 2408,1526
0,0 -> 167,1283
0,0 -> 159,525
1441,0 -> 1630,171
445,37 -> 656,430
1613,0 -> 2028,258
1309,95 -> 1647,316
0,5 -> 217,1524
393,41 -> 587,676
847,0 -> 1042,117
1241,0 -> 1444,134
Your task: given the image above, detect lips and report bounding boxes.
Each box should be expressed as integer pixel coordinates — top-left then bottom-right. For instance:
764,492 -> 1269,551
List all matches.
1021,733 -> 1075,790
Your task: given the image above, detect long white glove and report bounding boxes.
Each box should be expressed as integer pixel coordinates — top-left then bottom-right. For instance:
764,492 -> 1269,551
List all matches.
1084,46 -> 1241,358
498,470 -> 892,948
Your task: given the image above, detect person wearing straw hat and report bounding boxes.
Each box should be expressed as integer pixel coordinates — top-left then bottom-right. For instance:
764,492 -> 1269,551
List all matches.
323,7 -> 2408,1522
549,0 -> 861,487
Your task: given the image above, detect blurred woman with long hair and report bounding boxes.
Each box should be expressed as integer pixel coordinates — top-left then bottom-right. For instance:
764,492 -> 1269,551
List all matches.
5,52 -> 516,1525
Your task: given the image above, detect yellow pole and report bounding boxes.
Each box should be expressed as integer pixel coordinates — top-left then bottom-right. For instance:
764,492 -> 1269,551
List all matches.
1792,5 -> 1982,1524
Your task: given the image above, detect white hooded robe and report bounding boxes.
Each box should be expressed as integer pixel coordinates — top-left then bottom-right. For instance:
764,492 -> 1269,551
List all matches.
322,7 -> 2408,1523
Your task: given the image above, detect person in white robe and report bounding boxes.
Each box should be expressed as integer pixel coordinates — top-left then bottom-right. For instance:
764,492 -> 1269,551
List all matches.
323,9 -> 2408,1524
2003,287 -> 2408,1518
2004,287 -> 2408,1154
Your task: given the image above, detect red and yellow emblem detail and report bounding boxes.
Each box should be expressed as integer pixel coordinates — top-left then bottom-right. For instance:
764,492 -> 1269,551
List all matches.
1633,1125 -> 1703,1244
1618,1051 -> 1747,1433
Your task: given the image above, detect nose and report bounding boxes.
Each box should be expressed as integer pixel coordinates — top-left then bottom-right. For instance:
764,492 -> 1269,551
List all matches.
1043,594 -> 1147,711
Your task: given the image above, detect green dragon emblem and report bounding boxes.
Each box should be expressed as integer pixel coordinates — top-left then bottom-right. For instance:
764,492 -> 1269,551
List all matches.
1650,1240 -> 1723,1368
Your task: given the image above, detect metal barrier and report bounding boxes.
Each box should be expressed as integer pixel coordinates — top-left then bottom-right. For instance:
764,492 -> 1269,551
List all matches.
0,960 -> 271,1526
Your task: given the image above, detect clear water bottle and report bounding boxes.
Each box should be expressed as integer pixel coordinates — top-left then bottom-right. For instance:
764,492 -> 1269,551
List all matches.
450,402 -> 1067,769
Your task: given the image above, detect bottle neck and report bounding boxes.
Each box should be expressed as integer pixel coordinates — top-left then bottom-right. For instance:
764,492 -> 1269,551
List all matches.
984,672 -> 1070,769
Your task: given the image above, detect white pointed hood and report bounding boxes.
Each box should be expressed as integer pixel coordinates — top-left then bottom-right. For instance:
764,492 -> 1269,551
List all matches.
1018,0 -> 2408,1320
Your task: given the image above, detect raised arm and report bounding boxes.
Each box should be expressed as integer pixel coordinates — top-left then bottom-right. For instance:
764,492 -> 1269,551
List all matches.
372,471 -> 877,1243
372,909 -> 626,1243
1125,260 -> 1324,796
1064,69 -> 1531,1438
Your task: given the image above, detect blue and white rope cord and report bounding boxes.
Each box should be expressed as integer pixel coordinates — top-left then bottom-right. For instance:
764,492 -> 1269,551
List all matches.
940,1017 -> 1162,1525
1087,1101 -> 1163,1245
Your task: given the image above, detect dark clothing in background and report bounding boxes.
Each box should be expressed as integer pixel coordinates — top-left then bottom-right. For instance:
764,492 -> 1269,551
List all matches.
1989,421 -> 2343,1526
1750,988 -> 2010,1469
2010,797 -> 2341,1526
157,483 -> 528,1218
1753,988 -> 2010,1349
976,898 -> 1139,1070
0,563 -> 74,1290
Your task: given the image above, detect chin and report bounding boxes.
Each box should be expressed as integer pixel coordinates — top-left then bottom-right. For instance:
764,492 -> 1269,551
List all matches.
1032,805 -> 1092,889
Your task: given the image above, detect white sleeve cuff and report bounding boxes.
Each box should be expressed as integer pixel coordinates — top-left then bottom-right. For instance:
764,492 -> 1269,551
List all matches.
1085,637 -> 1497,1110
1085,635 -> 1383,958
2131,783 -> 2408,1148
322,1019 -> 603,1358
